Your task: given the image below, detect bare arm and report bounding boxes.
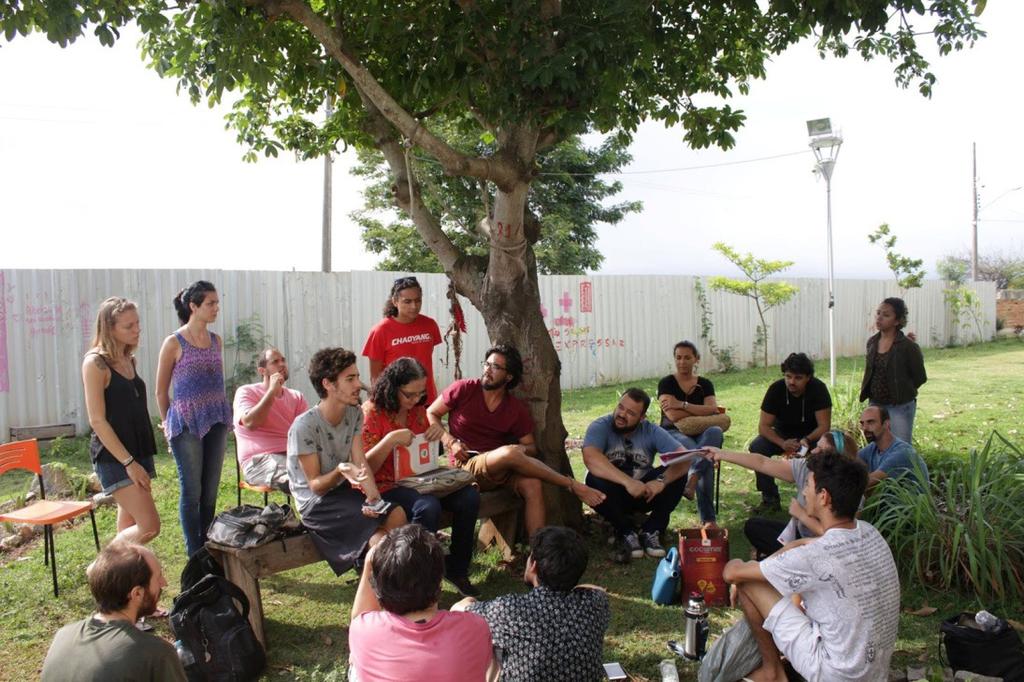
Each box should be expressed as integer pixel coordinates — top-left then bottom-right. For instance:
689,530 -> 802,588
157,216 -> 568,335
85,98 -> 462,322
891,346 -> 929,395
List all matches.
368,359 -> 384,388
363,429 -> 412,473
659,393 -> 719,419
238,376 -> 285,429
516,432 -> 538,458
787,499 -> 824,536
804,407 -> 832,445
757,410 -> 788,449
723,558 -> 765,585
351,544 -> 380,620
864,470 -> 888,496
349,437 -> 381,501
297,453 -> 350,497
154,335 -> 180,422
426,395 -> 453,443
706,447 -> 795,483
582,445 -> 639,491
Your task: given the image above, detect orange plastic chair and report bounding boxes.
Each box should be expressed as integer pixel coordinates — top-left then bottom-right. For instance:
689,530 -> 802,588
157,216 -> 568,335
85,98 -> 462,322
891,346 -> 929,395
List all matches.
0,439 -> 100,597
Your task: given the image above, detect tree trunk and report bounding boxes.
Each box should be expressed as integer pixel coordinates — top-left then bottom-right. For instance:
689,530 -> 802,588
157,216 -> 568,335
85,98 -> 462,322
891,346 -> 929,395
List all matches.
467,178 -> 582,529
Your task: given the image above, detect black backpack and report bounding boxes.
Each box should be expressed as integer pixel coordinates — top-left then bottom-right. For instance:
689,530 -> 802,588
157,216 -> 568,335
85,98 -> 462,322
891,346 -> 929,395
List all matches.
170,574 -> 266,682
207,503 -> 300,549
180,546 -> 225,593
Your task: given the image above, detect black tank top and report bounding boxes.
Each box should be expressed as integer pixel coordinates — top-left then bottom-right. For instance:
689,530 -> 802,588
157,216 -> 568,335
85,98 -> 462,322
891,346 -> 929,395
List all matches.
88,355 -> 158,463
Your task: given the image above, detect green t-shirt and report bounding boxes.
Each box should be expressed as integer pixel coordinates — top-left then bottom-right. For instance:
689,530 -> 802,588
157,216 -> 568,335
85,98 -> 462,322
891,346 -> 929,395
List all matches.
41,616 -> 186,681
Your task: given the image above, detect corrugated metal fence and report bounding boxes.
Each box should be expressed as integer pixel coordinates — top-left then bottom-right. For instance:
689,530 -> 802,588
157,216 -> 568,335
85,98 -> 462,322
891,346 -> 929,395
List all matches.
0,269 -> 995,441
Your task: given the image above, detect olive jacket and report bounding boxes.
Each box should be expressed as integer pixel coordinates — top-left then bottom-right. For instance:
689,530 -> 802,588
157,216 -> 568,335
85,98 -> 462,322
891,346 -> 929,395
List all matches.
859,331 -> 927,405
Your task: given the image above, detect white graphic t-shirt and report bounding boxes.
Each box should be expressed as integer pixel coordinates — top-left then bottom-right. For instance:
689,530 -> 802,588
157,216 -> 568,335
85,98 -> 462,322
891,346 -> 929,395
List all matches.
760,521 -> 900,681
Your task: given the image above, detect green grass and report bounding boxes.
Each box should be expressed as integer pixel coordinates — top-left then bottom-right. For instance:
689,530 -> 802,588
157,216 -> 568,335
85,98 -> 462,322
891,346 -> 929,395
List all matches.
1,338 -> 1022,681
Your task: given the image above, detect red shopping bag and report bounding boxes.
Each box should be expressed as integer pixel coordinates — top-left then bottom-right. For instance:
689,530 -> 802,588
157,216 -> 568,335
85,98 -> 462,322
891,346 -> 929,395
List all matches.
679,527 -> 730,606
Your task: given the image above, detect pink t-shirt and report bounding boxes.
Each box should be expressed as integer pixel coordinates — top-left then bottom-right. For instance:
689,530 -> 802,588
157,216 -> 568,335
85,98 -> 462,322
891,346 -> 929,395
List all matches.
232,383 -> 309,465
348,610 -> 492,682
443,379 -> 534,453
361,315 -> 443,402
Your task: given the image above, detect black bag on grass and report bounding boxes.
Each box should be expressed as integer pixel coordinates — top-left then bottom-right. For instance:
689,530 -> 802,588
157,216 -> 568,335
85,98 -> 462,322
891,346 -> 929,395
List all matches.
170,574 -> 265,682
939,612 -> 1024,682
180,546 -> 224,593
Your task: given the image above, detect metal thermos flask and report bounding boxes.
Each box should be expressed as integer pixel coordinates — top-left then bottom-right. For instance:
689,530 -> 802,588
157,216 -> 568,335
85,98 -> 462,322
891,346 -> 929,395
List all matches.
683,592 -> 709,660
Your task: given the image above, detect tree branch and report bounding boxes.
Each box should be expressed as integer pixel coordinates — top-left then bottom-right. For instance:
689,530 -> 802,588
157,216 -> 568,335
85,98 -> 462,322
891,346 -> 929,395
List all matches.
260,0 -> 517,187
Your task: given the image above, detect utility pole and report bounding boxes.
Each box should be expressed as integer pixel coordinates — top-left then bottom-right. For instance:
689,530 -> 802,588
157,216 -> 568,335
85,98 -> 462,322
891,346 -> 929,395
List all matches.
322,98 -> 333,273
971,142 -> 978,281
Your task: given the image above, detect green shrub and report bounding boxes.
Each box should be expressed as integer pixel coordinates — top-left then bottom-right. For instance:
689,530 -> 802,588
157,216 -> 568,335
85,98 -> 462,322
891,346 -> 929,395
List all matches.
829,372 -> 867,446
866,432 -> 1024,605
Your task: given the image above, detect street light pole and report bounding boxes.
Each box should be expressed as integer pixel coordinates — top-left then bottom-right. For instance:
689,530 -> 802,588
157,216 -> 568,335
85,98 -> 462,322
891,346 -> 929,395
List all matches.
807,118 -> 843,387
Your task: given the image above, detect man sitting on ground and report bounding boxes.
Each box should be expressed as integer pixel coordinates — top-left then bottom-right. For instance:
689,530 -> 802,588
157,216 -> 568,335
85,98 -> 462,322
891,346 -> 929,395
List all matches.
857,405 -> 929,494
41,542 -> 185,681
427,344 -> 604,537
582,388 -> 694,563
750,352 -> 832,511
722,451 -> 899,682
234,347 -> 308,493
348,524 -> 492,682
454,526 -> 610,682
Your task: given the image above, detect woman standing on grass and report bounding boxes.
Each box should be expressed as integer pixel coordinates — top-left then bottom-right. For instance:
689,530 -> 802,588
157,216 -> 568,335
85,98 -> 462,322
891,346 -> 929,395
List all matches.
859,297 -> 927,444
362,276 -> 443,404
155,281 -> 233,557
82,297 -> 160,546
361,357 -> 481,597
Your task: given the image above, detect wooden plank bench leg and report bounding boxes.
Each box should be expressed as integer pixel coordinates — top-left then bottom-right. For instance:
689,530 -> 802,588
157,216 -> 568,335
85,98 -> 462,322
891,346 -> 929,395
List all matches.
477,508 -> 519,562
218,552 -> 267,649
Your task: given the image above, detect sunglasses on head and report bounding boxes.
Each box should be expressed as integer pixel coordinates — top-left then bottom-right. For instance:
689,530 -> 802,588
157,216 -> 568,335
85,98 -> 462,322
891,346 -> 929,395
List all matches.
393,276 -> 419,289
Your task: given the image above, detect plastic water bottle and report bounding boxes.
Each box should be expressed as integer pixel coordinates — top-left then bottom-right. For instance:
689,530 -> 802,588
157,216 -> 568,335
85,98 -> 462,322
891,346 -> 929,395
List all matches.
976,610 -> 1000,632
174,640 -> 196,668
659,659 -> 680,682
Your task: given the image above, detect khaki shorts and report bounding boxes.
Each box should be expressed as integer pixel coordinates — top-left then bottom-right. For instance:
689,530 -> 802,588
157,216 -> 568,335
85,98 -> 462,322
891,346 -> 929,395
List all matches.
460,451 -> 518,493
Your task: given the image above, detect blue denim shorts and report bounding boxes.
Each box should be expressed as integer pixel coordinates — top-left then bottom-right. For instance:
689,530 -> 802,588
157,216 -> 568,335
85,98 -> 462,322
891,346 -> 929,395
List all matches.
93,452 -> 157,494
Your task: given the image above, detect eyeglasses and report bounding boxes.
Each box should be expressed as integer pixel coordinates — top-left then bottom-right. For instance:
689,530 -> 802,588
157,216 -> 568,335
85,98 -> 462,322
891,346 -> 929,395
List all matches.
400,388 -> 427,400
482,361 -> 507,372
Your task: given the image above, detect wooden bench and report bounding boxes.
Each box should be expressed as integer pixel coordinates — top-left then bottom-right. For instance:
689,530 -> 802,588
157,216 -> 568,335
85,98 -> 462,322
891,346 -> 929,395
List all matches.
206,487 -> 522,648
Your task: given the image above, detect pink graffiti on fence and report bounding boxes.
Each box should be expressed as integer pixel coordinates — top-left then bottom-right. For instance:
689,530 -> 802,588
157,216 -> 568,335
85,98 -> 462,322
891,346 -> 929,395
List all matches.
0,272 -> 8,393
80,302 -> 93,355
579,282 -> 593,313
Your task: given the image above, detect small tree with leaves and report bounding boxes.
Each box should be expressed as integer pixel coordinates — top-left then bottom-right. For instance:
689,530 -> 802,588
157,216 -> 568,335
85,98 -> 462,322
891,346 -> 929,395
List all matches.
868,223 -> 925,290
709,243 -> 798,369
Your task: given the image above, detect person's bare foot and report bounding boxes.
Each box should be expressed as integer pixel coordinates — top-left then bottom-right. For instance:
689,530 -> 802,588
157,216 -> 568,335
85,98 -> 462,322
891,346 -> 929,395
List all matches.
570,480 -> 606,507
683,473 -> 699,500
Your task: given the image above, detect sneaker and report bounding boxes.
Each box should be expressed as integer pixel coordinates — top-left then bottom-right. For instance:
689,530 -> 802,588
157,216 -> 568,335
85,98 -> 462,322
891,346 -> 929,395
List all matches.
640,531 -> 666,558
444,574 -> 481,598
612,532 -> 642,564
624,531 -> 643,559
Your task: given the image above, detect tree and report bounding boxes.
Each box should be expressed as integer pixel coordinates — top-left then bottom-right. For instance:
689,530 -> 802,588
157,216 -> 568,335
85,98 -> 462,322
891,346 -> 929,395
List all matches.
937,250 -> 1024,290
355,128 -> 640,274
868,223 -> 925,290
709,242 -> 798,369
2,0 -> 986,524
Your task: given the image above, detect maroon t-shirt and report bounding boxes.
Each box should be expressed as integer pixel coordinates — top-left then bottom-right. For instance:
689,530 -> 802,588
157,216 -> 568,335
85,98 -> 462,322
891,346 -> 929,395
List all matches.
442,379 -> 534,452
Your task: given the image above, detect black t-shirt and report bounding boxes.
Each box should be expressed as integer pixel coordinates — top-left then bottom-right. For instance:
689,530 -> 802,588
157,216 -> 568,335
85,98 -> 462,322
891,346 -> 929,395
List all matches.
657,375 -> 716,431
760,377 -> 832,438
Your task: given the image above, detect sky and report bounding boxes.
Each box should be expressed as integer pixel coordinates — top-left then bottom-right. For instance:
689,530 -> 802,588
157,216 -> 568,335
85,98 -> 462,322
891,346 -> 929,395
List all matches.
1,5 -> 1022,279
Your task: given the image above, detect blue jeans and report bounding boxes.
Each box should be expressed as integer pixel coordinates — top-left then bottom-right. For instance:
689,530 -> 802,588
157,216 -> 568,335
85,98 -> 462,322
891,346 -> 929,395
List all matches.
871,400 -> 916,444
381,484 -> 480,578
170,423 -> 229,556
668,426 -> 724,523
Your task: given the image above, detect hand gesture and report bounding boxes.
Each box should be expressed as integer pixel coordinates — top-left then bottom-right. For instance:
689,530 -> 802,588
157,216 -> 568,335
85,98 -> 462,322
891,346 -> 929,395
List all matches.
642,479 -> 664,502
269,371 -> 286,397
388,428 -> 414,448
625,478 -> 647,499
450,440 -> 469,464
782,438 -> 802,455
126,461 -> 152,492
702,446 -> 723,463
337,462 -> 369,486
788,497 -> 805,520
424,423 -> 446,442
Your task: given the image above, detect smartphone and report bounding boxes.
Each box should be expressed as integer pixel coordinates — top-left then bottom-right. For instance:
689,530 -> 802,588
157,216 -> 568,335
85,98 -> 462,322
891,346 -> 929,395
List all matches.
362,498 -> 394,516
603,662 -> 627,680
797,444 -> 809,457
465,450 -> 481,458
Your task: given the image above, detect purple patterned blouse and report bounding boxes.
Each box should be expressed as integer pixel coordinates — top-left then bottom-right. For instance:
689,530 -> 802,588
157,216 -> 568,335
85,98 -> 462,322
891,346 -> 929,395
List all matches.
164,332 -> 233,441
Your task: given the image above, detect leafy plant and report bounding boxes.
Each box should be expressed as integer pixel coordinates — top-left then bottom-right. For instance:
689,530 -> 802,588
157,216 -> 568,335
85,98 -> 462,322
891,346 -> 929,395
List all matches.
829,372 -> 867,445
224,315 -> 271,401
866,432 -> 1024,605
694,278 -> 737,373
868,223 -> 925,290
944,284 -> 987,344
709,243 -> 798,369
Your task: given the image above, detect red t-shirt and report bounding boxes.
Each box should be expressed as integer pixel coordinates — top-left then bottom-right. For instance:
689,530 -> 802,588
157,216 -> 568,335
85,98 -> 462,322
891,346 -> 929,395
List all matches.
361,315 -> 443,402
361,403 -> 429,493
442,379 -> 534,454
